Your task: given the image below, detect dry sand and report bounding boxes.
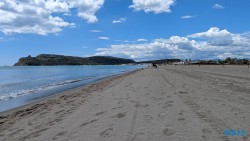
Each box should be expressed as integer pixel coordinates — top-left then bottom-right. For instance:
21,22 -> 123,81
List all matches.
0,65 -> 249,141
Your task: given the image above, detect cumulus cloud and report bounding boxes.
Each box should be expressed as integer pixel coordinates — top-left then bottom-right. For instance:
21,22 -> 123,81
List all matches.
99,36 -> 110,40
96,27 -> 250,61
96,37 -> 201,60
129,0 -> 175,14
187,27 -> 244,46
212,4 -> 224,9
0,0 -> 104,35
112,18 -> 127,24
188,27 -> 231,39
71,0 -> 104,23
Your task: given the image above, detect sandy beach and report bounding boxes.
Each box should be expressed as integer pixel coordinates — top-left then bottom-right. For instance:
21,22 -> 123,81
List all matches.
0,65 -> 249,141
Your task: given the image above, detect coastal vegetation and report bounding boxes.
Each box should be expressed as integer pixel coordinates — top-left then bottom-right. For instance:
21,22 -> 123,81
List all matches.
194,57 -> 249,65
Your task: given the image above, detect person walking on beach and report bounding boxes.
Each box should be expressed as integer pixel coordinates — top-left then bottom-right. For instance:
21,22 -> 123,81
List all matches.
152,63 -> 157,68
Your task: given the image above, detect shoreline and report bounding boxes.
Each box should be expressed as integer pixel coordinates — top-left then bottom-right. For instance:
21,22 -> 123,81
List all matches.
0,69 -> 140,116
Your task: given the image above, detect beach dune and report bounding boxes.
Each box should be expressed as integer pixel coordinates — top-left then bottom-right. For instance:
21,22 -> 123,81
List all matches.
0,65 -> 249,141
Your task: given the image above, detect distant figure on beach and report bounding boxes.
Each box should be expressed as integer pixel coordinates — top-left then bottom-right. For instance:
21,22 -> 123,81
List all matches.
152,63 -> 157,68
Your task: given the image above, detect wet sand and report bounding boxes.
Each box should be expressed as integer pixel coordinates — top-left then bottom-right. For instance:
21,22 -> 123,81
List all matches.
0,65 -> 249,141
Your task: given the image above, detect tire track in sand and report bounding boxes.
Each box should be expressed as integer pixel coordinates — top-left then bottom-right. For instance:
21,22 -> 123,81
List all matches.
158,67 -> 231,141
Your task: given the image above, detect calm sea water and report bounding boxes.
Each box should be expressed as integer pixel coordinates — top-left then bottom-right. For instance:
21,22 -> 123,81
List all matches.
0,65 -> 143,112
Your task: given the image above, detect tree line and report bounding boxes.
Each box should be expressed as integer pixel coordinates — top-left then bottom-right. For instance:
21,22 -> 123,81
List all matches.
195,57 -> 249,65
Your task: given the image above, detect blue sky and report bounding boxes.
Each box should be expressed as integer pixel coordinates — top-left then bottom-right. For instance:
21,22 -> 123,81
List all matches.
0,0 -> 250,66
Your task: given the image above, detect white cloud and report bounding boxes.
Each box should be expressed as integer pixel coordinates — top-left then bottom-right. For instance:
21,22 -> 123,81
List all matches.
0,0 -> 104,35
112,18 -> 127,24
96,27 -> 250,61
129,0 -> 175,14
137,39 -> 148,42
188,27 -> 231,39
99,36 -> 110,40
212,4 -> 224,9
70,0 -> 104,23
96,37 -> 201,60
45,0 -> 69,12
90,30 -> 102,33
187,27 -> 239,46
180,15 -> 194,19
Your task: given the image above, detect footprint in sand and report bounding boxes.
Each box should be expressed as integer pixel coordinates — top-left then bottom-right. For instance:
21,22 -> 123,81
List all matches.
177,110 -> 186,123
111,105 -> 124,110
100,128 -> 114,138
162,101 -> 174,108
177,117 -> 186,123
144,115 -> 153,121
179,110 -> 184,116
178,91 -> 188,94
151,97 -> 157,101
112,112 -> 126,118
163,128 -> 176,136
117,101 -> 123,105
134,102 -> 149,108
158,112 -> 167,119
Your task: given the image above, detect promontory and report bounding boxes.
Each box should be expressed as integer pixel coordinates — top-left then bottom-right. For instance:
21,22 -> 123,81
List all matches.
14,54 -> 136,66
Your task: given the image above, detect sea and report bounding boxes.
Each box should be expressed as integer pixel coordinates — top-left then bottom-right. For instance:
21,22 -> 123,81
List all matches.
0,65 -> 143,112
